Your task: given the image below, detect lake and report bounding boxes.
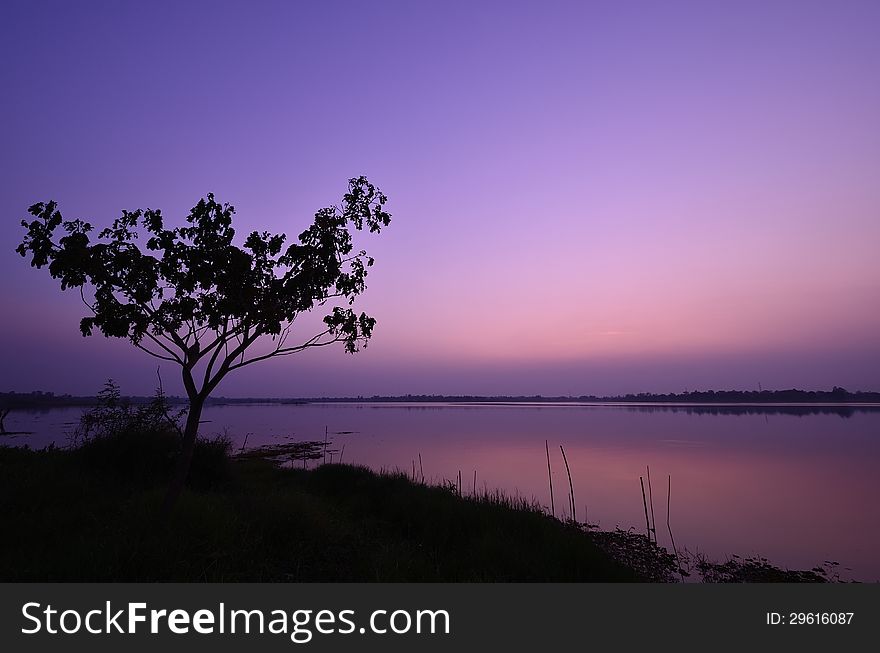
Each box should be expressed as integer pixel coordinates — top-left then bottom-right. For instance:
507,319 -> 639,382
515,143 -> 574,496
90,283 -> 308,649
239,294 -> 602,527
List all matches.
5,402 -> 879,581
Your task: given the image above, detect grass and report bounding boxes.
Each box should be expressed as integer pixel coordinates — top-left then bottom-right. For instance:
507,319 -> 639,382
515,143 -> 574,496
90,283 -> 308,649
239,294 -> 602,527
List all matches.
0,433 -> 639,582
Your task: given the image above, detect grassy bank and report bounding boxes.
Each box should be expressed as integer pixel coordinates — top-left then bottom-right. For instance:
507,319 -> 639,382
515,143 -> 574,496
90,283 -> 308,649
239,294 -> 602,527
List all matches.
0,436 -> 638,582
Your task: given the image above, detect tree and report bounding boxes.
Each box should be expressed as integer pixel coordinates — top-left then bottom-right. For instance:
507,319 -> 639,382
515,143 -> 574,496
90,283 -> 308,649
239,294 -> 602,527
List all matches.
16,176 -> 391,513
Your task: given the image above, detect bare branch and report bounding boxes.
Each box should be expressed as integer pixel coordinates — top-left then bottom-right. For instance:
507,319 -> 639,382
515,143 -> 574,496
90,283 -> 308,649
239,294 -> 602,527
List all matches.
141,330 -> 185,365
226,329 -> 342,372
134,342 -> 179,363
202,322 -> 231,390
80,287 -> 96,313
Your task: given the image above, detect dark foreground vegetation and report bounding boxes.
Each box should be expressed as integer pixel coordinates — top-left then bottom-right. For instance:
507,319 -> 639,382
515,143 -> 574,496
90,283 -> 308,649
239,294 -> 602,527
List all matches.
0,387 -> 844,582
0,436 -> 843,582
0,438 -> 637,582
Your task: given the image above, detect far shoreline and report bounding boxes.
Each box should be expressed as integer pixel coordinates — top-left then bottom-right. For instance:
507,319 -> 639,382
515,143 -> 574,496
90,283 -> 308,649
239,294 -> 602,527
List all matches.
4,387 -> 880,410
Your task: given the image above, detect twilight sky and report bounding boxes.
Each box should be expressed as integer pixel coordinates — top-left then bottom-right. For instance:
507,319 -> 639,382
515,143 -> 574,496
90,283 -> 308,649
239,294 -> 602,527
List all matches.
2,0 -> 879,397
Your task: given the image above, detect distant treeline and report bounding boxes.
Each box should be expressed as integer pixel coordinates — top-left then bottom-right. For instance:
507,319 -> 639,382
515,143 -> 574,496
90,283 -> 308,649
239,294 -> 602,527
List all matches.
0,391 -> 304,409
301,388 -> 880,405
3,387 -> 879,409
594,387 -> 880,404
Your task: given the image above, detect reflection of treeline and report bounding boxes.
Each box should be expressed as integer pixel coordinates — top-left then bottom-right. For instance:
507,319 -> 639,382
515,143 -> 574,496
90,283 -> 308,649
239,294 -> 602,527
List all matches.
612,405 -> 868,418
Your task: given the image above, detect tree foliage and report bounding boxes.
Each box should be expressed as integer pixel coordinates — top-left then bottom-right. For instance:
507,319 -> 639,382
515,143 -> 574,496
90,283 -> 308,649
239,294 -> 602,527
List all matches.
16,176 -> 391,401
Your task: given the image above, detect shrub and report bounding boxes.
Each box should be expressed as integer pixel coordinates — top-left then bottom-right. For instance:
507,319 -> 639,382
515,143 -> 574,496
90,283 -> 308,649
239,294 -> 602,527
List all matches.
71,380 -> 231,489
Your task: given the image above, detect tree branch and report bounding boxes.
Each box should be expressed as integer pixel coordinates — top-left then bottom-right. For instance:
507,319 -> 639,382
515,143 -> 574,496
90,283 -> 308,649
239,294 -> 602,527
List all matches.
134,342 -> 180,363
225,329 -> 342,372
141,330 -> 185,365
202,327 -> 262,395
202,322 -> 231,390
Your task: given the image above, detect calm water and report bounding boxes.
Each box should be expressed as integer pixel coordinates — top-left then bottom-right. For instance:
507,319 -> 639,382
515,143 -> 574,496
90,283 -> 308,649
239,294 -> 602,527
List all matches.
6,402 -> 880,581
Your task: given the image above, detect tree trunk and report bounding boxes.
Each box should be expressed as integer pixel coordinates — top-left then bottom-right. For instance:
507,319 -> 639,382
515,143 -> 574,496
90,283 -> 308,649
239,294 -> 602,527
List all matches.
159,396 -> 204,520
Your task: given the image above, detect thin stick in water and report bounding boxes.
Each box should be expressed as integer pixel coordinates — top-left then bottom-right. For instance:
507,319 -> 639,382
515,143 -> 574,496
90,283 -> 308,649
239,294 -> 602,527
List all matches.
545,440 -> 555,517
640,476 -> 651,542
473,469 -> 477,496
458,469 -> 462,497
647,465 -> 656,542
419,453 -> 424,483
339,444 -> 345,464
667,474 -> 684,582
322,425 -> 328,465
560,445 -> 575,521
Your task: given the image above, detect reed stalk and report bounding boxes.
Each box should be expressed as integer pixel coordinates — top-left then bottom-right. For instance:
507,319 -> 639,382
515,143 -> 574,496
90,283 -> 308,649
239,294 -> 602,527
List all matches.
667,474 -> 684,582
647,465 -> 656,543
545,440 -> 555,517
560,445 -> 575,521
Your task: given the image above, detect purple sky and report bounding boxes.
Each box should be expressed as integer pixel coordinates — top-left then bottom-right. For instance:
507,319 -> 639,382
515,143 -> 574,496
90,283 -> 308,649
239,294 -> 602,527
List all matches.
2,0 -> 879,397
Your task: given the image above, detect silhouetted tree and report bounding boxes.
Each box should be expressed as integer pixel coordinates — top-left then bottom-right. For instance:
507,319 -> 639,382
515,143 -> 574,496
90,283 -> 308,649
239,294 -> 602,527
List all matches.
16,176 -> 391,513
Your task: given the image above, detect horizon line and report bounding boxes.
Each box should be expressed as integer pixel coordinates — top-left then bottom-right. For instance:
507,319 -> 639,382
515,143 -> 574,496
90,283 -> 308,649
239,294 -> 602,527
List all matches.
4,386 -> 880,402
